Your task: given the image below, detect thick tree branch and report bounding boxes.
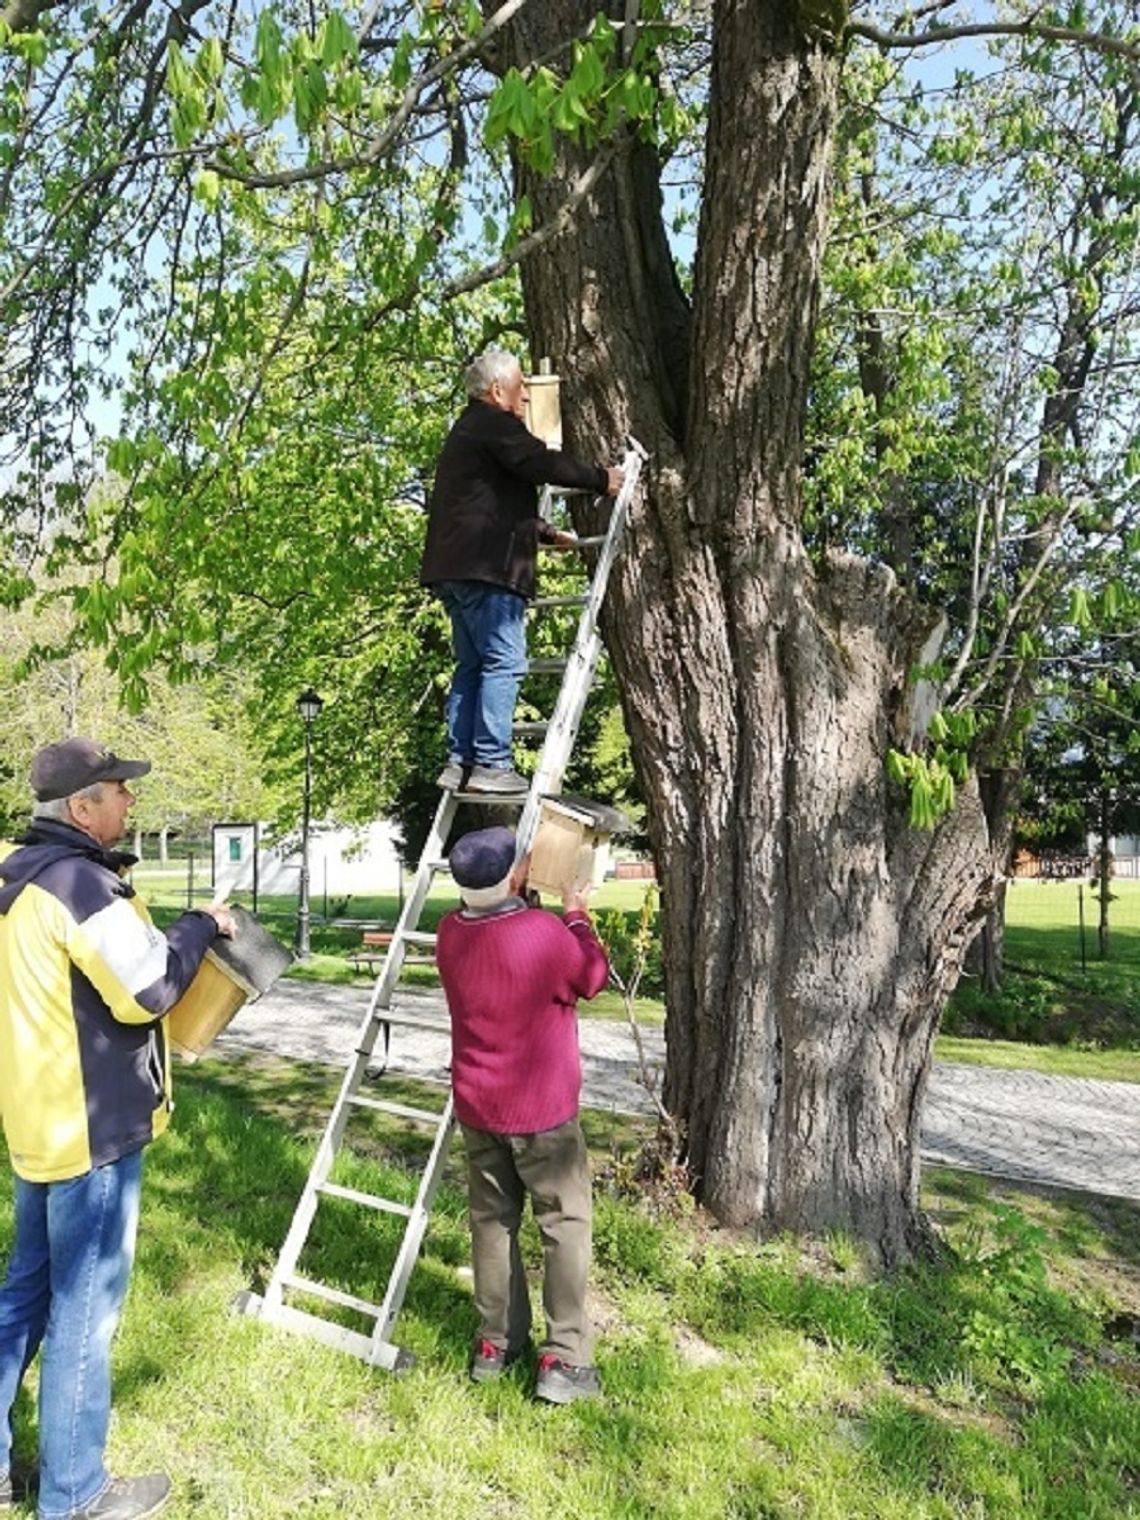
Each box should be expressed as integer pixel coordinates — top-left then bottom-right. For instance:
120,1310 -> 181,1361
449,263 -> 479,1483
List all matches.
442,143 -> 618,298
848,17 -> 1140,65
1,0 -> 57,29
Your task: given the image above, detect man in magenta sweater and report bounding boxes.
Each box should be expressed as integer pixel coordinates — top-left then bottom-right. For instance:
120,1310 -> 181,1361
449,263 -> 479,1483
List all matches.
436,825 -> 610,1403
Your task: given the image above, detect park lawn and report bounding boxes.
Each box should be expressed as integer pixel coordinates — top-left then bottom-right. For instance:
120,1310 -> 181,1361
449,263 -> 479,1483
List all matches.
934,1037 -> 1140,1085
947,883 -> 1139,1051
3,1051 -> 1136,1520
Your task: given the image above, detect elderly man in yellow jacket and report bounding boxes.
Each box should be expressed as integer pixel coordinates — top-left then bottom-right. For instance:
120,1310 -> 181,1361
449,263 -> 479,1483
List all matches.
0,739 -> 234,1520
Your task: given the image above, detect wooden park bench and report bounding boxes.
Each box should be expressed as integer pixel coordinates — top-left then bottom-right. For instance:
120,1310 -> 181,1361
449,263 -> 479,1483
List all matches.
347,928 -> 393,976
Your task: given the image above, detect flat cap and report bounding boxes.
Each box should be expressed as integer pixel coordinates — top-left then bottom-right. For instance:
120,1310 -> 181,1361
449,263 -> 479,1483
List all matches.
448,827 -> 517,890
31,737 -> 152,802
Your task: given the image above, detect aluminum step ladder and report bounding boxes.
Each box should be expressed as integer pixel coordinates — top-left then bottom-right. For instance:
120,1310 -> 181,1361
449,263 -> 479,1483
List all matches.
236,437 -> 646,1370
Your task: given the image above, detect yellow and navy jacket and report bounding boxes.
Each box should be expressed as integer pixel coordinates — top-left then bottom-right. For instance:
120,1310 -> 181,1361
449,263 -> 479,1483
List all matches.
0,820 -> 218,1182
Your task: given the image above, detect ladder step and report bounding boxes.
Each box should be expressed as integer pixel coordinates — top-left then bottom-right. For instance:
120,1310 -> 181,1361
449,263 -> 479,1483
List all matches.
346,1093 -> 447,1125
401,930 -> 437,947
532,594 -> 589,609
512,721 -> 549,737
283,1273 -> 382,1319
527,658 -> 569,674
255,1299 -> 379,1363
368,1010 -> 449,1034
317,1182 -> 413,1217
539,535 -> 605,549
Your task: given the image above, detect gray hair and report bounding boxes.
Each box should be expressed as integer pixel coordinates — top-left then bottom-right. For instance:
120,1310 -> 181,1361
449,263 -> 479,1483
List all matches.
465,348 -> 521,399
33,781 -> 104,820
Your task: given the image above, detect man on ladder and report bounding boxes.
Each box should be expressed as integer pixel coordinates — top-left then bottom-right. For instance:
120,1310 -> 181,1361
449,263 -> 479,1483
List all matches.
420,349 -> 624,795
235,377 -> 645,1372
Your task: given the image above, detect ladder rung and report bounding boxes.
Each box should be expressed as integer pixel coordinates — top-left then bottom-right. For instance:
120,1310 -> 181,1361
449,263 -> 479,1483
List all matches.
425,858 -> 450,872
539,535 -> 605,549
527,658 -> 569,674
399,955 -> 438,966
346,1093 -> 448,1125
512,721 -> 549,737
283,1274 -> 382,1319
369,1010 -> 450,1034
401,930 -> 437,947
532,594 -> 589,609
317,1182 -> 413,1217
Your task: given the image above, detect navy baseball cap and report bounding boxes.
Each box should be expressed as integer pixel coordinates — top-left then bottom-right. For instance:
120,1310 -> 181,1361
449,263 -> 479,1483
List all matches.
449,827 -> 517,891
30,737 -> 152,801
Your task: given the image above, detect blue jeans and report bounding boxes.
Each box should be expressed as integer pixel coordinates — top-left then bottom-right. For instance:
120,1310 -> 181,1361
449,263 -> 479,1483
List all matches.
0,1149 -> 143,1520
438,581 -> 527,769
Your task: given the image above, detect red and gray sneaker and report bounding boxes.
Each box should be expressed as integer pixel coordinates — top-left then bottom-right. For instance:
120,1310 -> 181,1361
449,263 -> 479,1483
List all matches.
535,1354 -> 601,1404
470,1338 -> 530,1382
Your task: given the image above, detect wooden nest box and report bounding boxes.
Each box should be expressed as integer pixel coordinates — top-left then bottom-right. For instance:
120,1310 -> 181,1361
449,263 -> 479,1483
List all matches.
527,794 -> 630,899
166,903 -> 294,1062
525,358 -> 562,449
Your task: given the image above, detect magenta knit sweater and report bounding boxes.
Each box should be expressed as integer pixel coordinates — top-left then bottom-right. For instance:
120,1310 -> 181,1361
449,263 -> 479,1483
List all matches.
436,904 -> 610,1134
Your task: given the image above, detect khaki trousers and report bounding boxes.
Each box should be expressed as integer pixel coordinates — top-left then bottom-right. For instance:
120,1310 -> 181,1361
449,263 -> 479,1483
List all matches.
460,1117 -> 593,1365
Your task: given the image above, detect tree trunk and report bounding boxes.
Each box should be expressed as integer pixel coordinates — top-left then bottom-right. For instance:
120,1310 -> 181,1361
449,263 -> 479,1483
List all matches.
502,0 -> 992,1263
964,769 -> 1020,995
132,825 -> 144,860
159,824 -> 170,865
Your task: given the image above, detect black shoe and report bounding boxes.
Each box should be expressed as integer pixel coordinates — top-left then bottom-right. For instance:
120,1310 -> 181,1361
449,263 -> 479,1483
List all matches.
71,1473 -> 172,1520
0,1464 -> 37,1509
470,1337 -> 526,1383
535,1354 -> 601,1404
465,765 -> 529,795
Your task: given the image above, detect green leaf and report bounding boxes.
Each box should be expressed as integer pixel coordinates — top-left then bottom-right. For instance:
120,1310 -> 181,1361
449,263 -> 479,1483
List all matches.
321,11 -> 357,67
886,749 -> 908,786
1069,586 -> 1093,631
193,168 -> 221,207
391,32 -> 414,90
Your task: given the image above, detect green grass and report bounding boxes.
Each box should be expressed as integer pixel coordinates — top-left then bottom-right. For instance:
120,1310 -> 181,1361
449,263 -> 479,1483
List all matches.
3,1052 -> 1137,1519
934,1037 -> 1140,1084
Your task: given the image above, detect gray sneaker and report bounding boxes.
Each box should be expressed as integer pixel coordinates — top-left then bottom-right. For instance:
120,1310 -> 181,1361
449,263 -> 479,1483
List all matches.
436,760 -> 467,789
72,1473 -> 172,1520
535,1354 -> 601,1404
465,765 -> 529,794
470,1337 -> 528,1383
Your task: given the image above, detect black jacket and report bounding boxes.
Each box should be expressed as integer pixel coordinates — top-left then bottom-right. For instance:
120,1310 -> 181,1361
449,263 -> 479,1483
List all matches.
420,400 -> 608,600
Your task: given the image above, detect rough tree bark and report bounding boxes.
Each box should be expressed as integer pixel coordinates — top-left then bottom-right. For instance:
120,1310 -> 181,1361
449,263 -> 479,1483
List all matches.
501,0 -> 991,1264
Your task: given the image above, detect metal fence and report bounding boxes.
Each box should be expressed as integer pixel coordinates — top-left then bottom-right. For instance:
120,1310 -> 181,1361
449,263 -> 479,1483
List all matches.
1004,876 -> 1140,972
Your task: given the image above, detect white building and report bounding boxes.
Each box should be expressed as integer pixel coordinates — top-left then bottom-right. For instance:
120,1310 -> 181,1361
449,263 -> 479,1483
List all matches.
1086,832 -> 1140,879
211,820 -> 404,905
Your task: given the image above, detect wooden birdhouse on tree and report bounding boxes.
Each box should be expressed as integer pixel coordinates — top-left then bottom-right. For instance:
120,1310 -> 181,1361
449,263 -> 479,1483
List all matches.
525,358 -> 562,449
527,795 -> 630,899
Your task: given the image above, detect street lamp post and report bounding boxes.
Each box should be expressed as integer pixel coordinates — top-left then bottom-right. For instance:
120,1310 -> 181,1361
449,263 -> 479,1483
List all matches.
295,687 -> 324,959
